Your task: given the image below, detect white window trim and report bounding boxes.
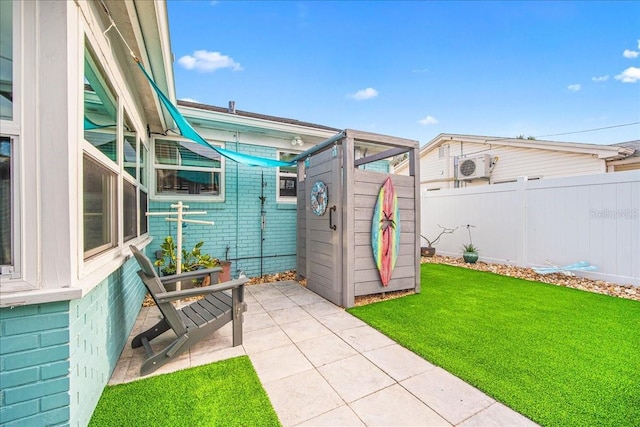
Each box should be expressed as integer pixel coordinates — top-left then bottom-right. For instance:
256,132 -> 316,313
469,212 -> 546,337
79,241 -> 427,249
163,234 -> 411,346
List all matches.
151,136 -> 225,202
0,135 -> 25,289
0,2 -> 31,293
79,39 -> 151,281
276,150 -> 299,203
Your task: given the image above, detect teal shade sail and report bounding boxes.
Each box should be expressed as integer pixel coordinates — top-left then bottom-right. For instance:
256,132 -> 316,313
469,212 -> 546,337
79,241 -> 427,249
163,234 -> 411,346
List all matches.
137,63 -> 294,168
84,116 -> 116,130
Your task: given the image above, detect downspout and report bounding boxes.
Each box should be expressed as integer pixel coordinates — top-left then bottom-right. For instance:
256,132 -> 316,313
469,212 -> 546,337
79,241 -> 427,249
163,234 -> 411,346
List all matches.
235,134 -> 239,274
259,171 -> 266,277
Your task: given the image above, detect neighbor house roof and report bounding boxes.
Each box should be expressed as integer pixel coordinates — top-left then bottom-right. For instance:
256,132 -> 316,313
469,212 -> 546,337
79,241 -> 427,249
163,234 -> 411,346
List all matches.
610,140 -> 640,157
394,133 -> 636,172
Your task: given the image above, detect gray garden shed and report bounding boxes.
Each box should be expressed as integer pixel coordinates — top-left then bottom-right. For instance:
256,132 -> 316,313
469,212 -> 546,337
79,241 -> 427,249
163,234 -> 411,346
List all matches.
295,129 -> 421,308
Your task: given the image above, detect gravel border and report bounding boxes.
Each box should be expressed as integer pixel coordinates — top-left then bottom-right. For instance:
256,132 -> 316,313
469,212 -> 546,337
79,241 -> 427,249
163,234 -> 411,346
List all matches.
421,255 -> 639,302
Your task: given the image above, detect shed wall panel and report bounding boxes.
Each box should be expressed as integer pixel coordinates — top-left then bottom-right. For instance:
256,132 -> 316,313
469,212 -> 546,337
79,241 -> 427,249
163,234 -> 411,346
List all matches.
352,169 -> 417,295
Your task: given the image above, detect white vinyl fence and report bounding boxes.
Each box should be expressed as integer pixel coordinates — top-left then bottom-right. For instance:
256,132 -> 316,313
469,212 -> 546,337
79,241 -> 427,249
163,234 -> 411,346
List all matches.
421,170 -> 640,286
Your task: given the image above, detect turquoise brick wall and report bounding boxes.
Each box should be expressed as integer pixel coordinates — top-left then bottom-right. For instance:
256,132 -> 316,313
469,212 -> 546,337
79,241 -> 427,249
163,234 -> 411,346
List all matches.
68,255 -> 146,427
357,160 -> 390,173
0,302 -> 71,426
149,142 -> 298,278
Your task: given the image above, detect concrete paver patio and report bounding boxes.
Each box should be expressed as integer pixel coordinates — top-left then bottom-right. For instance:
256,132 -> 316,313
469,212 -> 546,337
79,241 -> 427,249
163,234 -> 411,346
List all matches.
110,281 -> 538,427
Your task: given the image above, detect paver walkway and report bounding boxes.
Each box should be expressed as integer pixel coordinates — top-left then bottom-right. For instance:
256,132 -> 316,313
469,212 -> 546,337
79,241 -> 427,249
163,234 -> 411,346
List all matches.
110,281 -> 538,427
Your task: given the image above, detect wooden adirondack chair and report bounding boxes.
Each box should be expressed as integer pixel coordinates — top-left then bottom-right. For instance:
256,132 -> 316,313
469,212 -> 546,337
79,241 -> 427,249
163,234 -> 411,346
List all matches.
129,245 -> 249,376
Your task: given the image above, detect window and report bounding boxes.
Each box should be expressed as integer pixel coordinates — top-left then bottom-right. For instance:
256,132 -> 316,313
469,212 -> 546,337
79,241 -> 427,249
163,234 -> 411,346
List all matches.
0,1 -> 14,122
83,154 -> 117,257
139,190 -> 148,235
277,151 -> 298,201
82,43 -> 149,260
153,138 -> 223,200
83,44 -> 119,259
121,111 -> 148,243
84,46 -> 118,163
139,143 -> 149,235
1,2 -> 20,281
123,113 -> 137,179
122,179 -> 136,242
0,137 -> 12,267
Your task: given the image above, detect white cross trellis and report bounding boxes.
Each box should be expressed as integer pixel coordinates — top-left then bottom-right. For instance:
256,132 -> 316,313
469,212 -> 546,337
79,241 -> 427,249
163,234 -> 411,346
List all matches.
146,201 -> 214,295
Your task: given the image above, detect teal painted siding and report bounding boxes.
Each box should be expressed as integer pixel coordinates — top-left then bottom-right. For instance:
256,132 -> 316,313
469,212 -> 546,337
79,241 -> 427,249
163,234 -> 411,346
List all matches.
357,160 -> 390,173
0,302 -> 71,426
69,255 -> 146,427
149,143 -> 298,278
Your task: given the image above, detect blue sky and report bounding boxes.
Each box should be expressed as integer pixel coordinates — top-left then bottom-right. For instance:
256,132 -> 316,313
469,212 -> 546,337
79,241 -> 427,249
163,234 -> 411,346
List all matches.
167,1 -> 640,146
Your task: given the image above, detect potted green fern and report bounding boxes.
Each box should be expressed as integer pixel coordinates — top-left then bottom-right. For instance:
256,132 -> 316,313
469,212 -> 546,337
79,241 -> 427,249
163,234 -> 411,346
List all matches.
154,236 -> 220,277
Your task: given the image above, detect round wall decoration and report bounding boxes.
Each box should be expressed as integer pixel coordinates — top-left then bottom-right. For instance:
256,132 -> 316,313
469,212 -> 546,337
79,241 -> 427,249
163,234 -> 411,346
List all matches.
310,181 -> 328,216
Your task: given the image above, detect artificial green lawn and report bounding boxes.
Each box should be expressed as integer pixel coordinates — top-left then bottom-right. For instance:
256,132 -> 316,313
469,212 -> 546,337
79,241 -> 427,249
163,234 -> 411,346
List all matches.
89,356 -> 280,427
347,264 -> 640,427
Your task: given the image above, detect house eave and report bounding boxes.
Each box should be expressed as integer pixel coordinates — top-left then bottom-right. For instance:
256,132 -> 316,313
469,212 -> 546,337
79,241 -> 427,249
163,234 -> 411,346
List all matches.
104,0 -> 175,134
178,103 -> 341,143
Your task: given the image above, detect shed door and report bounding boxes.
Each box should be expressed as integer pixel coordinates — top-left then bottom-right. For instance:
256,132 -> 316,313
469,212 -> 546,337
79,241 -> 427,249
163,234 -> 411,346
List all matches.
305,145 -> 343,305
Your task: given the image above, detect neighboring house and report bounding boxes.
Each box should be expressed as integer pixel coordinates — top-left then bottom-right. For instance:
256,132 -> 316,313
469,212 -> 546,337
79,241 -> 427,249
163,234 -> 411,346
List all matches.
394,133 -> 636,190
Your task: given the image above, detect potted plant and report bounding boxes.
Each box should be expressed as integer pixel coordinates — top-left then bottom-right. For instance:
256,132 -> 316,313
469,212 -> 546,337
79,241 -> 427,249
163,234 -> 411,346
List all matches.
462,243 -> 479,263
420,225 -> 457,257
461,224 -> 479,263
154,236 -> 220,280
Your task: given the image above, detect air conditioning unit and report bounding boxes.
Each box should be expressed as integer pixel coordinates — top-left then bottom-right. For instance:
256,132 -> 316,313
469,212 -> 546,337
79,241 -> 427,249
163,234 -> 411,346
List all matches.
457,154 -> 492,180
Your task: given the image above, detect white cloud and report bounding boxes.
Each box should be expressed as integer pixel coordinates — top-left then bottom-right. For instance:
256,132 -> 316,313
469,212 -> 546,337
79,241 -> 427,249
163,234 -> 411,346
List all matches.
638,39 -> 640,49
623,49 -> 639,59
418,115 -> 439,125
179,97 -> 200,103
615,66 -> 640,83
177,50 -> 243,72
591,75 -> 609,82
347,88 -> 378,100
567,84 -> 581,92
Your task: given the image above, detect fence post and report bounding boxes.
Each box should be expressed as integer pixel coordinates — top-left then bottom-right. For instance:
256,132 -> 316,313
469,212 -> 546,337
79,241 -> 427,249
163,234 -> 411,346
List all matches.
515,176 -> 528,267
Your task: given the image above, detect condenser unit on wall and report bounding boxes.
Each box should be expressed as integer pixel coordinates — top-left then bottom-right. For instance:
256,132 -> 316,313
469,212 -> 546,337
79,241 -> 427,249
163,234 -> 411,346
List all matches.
457,154 -> 492,180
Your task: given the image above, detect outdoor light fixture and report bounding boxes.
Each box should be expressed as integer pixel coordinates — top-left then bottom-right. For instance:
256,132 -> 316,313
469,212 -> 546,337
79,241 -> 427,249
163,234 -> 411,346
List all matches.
291,136 -> 304,147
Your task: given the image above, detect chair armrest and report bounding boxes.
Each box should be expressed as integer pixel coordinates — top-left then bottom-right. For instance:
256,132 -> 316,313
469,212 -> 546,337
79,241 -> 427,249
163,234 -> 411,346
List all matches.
159,267 -> 223,285
155,278 -> 249,304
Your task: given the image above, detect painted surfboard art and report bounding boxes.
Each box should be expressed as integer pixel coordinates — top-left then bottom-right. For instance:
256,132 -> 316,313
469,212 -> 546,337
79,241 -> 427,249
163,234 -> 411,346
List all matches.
371,177 -> 400,286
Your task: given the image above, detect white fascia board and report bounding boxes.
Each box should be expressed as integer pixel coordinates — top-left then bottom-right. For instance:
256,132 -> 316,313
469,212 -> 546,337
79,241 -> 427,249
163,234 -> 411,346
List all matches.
125,0 -> 175,128
154,0 -> 176,104
433,133 -> 630,158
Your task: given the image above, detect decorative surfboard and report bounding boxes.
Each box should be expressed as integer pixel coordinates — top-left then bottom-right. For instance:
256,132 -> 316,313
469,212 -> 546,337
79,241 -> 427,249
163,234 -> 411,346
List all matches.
371,177 -> 400,286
